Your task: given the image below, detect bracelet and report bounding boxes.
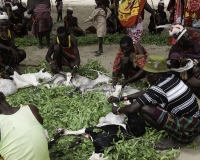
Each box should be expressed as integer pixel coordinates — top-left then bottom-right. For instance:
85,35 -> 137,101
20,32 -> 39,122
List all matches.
73,65 -> 78,70
113,77 -> 118,79
124,96 -> 128,101
5,66 -> 9,71
50,61 -> 54,64
117,107 -> 121,115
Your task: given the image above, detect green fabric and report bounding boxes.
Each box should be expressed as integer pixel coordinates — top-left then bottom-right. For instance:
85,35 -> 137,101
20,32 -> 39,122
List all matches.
143,55 -> 170,73
0,105 -> 50,160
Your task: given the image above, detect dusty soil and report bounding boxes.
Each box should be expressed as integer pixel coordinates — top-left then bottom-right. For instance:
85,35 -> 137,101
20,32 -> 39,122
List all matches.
20,0 -> 200,160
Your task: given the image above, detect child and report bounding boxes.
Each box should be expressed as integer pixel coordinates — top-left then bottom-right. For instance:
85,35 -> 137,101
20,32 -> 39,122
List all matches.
148,0 -> 169,34
84,0 -> 111,56
55,0 -> 63,22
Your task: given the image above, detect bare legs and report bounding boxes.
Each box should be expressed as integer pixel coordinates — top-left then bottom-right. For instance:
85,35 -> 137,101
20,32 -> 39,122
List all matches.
38,31 -> 51,49
57,12 -> 62,22
140,105 -> 162,131
121,57 -> 131,80
94,37 -> 103,56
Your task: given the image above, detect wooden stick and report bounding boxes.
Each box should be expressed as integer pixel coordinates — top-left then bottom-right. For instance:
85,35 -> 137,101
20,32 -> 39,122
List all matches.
150,0 -> 157,34
19,63 -> 40,67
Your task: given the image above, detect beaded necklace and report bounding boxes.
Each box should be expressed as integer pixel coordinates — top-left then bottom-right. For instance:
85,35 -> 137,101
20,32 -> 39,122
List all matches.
0,30 -> 11,40
56,36 -> 71,48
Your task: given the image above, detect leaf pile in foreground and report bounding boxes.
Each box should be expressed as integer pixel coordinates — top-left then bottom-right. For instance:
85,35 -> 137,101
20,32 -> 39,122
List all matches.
7,60 -> 181,160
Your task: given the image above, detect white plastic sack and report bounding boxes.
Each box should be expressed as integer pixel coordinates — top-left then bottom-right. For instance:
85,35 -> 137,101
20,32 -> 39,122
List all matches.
0,79 -> 18,96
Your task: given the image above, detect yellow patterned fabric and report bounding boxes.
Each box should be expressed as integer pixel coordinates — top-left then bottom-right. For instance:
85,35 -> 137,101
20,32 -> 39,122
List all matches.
118,0 -> 146,27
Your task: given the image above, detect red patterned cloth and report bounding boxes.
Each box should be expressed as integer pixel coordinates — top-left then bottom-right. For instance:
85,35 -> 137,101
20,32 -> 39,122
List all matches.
167,0 -> 184,24
53,47 -> 75,67
183,0 -> 200,27
31,4 -> 51,37
113,45 -> 148,72
187,29 -> 200,42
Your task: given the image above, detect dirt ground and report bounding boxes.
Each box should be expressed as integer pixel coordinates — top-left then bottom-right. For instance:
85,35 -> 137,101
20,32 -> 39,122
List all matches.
20,0 -> 200,160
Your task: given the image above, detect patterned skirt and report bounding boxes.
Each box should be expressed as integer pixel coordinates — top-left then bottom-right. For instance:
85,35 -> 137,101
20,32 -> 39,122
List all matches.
127,16 -> 143,44
152,107 -> 200,143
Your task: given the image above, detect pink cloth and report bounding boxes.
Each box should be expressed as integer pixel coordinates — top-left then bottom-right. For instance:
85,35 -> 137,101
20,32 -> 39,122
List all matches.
127,16 -> 143,43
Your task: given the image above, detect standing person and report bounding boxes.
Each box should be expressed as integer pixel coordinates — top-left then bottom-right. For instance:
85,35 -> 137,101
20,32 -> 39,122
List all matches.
106,0 -> 125,34
0,11 -> 26,79
30,0 -> 52,49
63,7 -> 85,37
84,0 -> 111,56
148,0 -> 169,34
55,0 -> 63,22
112,36 -> 148,88
108,55 -> 200,150
167,0 -> 184,24
118,0 -> 160,43
46,26 -> 80,77
0,92 -> 50,160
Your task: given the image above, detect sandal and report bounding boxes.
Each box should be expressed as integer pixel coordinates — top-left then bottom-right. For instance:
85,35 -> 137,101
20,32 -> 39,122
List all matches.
38,45 -> 43,49
154,137 -> 184,150
95,50 -> 103,57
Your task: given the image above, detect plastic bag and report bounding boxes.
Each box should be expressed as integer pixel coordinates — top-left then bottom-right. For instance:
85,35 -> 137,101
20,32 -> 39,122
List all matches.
0,79 -> 18,96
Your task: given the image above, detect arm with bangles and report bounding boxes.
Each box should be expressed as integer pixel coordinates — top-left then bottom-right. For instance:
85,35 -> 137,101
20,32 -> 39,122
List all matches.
144,1 -> 160,24
108,90 -> 146,103
112,101 -> 142,115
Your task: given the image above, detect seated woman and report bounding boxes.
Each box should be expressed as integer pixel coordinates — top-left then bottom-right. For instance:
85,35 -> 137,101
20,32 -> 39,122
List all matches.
148,0 -> 169,34
0,12 -> 26,79
63,7 -> 85,37
9,5 -> 28,37
12,0 -> 27,15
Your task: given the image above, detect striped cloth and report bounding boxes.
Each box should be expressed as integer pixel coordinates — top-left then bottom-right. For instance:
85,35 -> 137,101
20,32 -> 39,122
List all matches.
137,73 -> 200,143
137,73 -> 200,117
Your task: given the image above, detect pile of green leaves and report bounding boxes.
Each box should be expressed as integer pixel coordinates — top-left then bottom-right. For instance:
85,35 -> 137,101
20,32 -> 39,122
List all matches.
7,60 -> 181,160
76,33 -> 170,46
141,33 -> 170,46
15,35 -> 56,49
15,33 -> 169,49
